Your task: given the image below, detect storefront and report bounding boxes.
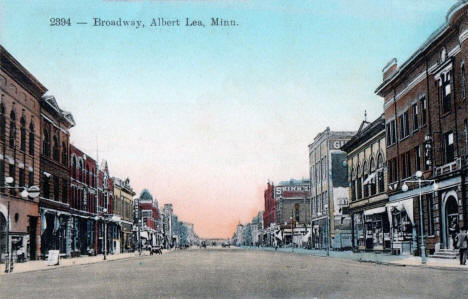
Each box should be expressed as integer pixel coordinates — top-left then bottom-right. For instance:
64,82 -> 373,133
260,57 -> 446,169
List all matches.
386,198 -> 416,255
363,207 -> 390,251
40,209 -> 70,258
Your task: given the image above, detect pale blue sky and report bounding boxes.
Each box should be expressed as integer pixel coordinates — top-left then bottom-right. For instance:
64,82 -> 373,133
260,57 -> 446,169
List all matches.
0,0 -> 453,237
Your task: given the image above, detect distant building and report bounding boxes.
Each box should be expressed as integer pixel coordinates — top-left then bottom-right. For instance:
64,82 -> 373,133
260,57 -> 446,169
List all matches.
275,178 -> 310,246
342,115 -> 389,252
309,127 -> 355,249
113,177 -> 136,252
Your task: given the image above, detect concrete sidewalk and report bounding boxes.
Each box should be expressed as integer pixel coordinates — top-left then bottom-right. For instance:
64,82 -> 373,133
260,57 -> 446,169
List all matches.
241,246 -> 468,271
1,250 -> 170,275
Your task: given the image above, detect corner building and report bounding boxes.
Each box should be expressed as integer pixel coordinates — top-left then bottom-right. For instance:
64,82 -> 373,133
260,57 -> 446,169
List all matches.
375,1 -> 468,256
0,46 -> 44,261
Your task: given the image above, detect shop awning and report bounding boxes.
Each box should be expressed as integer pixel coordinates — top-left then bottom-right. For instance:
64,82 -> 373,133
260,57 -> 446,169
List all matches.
363,206 -> 386,216
140,231 -> 149,239
386,198 -> 414,226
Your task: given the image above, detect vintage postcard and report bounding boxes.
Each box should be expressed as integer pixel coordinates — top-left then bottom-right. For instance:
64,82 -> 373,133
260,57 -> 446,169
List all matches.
0,1 -> 468,298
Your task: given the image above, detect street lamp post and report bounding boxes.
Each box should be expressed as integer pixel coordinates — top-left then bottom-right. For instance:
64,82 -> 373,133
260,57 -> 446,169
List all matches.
103,208 -> 108,260
401,171 -> 438,264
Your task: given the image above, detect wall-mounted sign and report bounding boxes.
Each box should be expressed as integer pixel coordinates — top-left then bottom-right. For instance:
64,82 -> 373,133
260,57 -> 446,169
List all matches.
329,139 -> 348,150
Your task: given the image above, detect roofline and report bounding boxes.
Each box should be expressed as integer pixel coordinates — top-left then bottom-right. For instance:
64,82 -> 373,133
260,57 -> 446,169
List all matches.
375,1 -> 468,96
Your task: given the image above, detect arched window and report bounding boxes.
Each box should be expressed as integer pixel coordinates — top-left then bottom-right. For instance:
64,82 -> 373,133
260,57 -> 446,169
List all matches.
377,153 -> 385,193
52,135 -> 59,161
356,165 -> 362,200
79,160 -> 83,182
29,122 -> 35,155
462,63 -> 466,99
0,103 -> 5,142
370,157 -> 376,196
85,164 -> 89,185
61,142 -> 67,166
20,116 -> 26,151
72,156 -> 76,179
363,161 -> 369,198
9,110 -> 16,148
351,167 -> 356,201
43,128 -> 50,156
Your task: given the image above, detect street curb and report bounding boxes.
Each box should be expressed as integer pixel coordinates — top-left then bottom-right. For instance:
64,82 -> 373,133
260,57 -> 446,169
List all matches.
0,253 -> 168,277
239,246 -> 468,272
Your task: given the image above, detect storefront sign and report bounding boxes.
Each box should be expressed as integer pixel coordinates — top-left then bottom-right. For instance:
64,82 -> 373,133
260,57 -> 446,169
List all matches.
46,250 -> 60,266
329,139 -> 348,150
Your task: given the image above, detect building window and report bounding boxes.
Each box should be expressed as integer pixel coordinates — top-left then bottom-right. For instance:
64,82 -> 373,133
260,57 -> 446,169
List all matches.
386,120 -> 397,145
414,145 -> 421,172
420,97 -> 427,126
43,175 -> 50,198
79,160 -> 83,182
53,176 -> 59,201
406,152 -> 411,178
412,103 -> 419,131
9,110 -> 16,148
363,161 -> 369,198
20,116 -> 26,151
52,135 -> 59,161
443,132 -> 455,163
85,165 -> 89,185
462,64 -> 466,99
29,123 -> 35,155
377,154 -> 384,193
442,73 -> 452,113
0,161 -> 4,191
8,163 -> 15,195
19,167 -> 24,187
0,103 -> 5,142
356,165 -> 362,199
427,193 -> 434,236
43,128 -> 50,157
61,142 -> 67,166
72,156 -> 76,179
61,179 -> 67,203
28,170 -> 33,187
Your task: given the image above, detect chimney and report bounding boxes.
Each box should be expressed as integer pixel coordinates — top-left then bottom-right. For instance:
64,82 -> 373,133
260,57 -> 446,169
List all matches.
382,58 -> 398,81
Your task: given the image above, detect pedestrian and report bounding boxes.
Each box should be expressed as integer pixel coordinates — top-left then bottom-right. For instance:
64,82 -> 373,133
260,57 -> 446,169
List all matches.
457,225 -> 468,265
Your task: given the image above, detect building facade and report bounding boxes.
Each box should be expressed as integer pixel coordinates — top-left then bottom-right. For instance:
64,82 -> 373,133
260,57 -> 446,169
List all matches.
309,128 -> 355,249
342,115 -> 389,252
113,177 -> 135,252
163,203 -> 173,249
275,178 -> 311,246
375,1 -> 468,256
39,95 -> 74,258
69,145 -> 98,256
0,46 -> 45,262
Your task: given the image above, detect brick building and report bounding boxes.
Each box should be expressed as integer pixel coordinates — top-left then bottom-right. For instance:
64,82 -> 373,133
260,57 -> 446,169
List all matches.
263,181 -> 276,229
275,178 -> 310,246
342,115 -> 389,252
39,95 -> 74,258
0,45 -> 44,262
97,160 -> 117,254
69,145 -> 97,256
375,1 -> 468,256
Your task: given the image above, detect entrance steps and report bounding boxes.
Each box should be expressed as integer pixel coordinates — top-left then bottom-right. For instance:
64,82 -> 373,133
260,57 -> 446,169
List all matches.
429,248 -> 459,259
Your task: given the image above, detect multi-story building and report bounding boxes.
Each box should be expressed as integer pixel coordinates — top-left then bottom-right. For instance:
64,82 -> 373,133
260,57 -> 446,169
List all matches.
375,1 -> 468,257
69,145 -> 97,256
163,203 -> 173,249
275,178 -> 310,246
39,95 -> 74,258
138,189 -> 160,248
97,160 -> 117,254
342,115 -> 389,252
113,177 -> 135,252
309,127 -> 355,249
263,182 -> 276,229
0,46 -> 45,262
